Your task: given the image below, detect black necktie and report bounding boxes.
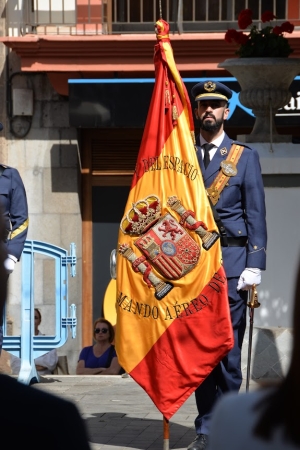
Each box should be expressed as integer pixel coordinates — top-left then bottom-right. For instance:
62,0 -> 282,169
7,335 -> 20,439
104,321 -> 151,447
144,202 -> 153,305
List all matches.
202,143 -> 215,169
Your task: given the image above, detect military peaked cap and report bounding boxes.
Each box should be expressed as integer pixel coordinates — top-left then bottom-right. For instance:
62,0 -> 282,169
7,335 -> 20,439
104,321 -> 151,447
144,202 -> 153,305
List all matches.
191,81 -> 232,102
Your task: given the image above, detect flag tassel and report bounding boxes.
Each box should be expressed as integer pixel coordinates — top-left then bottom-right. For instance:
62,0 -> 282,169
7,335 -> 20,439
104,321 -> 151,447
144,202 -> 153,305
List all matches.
163,416 -> 170,450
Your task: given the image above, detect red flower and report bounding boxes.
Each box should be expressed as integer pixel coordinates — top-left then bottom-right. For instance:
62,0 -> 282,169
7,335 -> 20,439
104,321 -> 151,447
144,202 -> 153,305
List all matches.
261,10 -> 276,23
272,26 -> 282,36
235,32 -> 249,45
224,8 -> 294,57
238,9 -> 253,29
225,29 -> 239,43
280,21 -> 294,33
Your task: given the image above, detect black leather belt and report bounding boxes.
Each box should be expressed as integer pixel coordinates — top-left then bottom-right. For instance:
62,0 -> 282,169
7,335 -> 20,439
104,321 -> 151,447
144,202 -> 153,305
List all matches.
221,236 -> 247,247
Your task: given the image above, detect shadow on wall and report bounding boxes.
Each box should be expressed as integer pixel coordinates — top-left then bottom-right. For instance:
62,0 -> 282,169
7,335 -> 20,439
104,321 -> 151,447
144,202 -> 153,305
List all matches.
242,325 -> 293,383
50,144 -> 79,193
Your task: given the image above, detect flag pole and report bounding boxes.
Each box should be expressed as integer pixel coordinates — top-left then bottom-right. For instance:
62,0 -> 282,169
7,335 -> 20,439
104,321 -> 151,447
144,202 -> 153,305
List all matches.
159,0 -> 162,19
163,416 -> 169,450
159,1 -> 169,448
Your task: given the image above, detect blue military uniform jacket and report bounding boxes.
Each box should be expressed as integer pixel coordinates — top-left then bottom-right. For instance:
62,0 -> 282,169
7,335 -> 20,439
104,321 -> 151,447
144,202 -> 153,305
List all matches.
196,133 -> 267,278
0,165 -> 28,260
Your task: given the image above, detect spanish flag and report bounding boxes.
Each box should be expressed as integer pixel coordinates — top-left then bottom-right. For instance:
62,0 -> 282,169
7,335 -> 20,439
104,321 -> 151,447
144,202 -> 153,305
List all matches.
116,20 -> 234,420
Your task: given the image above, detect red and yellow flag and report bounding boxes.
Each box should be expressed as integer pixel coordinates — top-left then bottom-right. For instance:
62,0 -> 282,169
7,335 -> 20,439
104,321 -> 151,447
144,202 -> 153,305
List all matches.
116,19 -> 233,420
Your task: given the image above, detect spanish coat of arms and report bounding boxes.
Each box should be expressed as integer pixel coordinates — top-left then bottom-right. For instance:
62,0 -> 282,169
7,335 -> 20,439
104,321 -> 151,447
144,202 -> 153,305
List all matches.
119,195 -> 219,300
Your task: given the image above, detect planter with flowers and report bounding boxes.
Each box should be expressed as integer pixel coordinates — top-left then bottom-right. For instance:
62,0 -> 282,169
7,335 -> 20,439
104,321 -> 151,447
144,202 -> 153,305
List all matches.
218,9 -> 300,143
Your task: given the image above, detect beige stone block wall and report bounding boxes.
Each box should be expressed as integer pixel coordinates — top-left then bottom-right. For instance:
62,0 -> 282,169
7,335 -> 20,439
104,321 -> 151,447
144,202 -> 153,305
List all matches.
242,326 -> 292,382
0,12 -> 83,372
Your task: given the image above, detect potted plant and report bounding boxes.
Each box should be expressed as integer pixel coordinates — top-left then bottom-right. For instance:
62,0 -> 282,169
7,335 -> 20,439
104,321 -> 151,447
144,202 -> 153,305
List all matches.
218,9 -> 300,143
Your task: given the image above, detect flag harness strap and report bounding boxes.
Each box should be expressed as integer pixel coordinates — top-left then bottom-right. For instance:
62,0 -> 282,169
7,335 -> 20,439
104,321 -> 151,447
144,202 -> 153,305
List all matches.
207,144 -> 244,205
206,144 -> 245,247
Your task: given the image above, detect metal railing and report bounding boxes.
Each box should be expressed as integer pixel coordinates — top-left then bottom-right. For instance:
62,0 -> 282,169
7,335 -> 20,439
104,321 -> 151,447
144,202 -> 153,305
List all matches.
14,0 -> 300,36
3,241 -> 77,385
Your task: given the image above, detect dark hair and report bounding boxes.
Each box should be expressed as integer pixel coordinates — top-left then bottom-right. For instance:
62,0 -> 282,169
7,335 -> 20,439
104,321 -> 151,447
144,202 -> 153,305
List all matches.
34,308 -> 42,320
93,317 -> 114,343
253,261 -> 300,444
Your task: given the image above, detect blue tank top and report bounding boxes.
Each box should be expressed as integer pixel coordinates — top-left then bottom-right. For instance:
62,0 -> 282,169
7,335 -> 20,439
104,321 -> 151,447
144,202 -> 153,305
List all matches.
78,345 -> 116,368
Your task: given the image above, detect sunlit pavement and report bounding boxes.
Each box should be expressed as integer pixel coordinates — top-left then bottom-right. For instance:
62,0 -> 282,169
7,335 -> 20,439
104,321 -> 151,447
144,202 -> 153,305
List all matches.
33,374 -> 258,450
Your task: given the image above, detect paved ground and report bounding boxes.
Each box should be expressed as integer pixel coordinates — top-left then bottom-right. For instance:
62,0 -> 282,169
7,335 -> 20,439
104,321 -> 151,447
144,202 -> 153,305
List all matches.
32,374 -> 257,450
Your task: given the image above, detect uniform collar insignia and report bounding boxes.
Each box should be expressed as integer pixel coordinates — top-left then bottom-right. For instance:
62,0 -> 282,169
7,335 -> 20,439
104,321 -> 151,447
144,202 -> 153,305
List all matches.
220,147 -> 228,156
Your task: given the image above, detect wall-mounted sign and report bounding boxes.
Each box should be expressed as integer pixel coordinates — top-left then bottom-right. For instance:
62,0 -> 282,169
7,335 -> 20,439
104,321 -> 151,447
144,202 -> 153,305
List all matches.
68,77 -> 300,128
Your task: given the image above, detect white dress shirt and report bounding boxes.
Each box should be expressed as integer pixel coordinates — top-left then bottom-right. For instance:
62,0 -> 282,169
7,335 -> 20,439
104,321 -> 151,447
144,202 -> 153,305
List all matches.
199,131 -> 225,162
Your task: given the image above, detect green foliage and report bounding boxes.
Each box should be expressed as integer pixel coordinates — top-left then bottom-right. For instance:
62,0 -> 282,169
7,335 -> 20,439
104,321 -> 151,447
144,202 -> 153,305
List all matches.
236,25 -> 294,58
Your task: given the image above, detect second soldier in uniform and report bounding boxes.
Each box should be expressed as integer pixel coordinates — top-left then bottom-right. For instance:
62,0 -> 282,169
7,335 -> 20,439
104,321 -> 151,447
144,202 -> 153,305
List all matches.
187,81 -> 267,450
0,162 -> 28,352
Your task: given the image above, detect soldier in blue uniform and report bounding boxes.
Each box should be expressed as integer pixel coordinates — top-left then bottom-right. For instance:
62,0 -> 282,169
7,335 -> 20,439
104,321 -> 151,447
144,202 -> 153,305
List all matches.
0,164 -> 28,352
187,81 -> 267,450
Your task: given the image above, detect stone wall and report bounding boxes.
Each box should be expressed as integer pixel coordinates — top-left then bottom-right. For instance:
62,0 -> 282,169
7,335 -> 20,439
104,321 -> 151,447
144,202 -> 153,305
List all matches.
241,326 -> 292,383
0,43 -> 83,373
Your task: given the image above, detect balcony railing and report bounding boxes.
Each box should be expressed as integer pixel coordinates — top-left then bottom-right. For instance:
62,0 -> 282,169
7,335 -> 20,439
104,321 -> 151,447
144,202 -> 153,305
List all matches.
8,0 -> 300,37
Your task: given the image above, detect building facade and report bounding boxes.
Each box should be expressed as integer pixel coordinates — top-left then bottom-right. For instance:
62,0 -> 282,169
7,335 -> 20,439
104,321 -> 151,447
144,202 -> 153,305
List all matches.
0,0 -> 300,376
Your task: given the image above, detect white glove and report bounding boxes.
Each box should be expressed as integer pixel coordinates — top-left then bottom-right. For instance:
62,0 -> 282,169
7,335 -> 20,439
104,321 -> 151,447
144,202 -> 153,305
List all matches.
237,268 -> 261,291
4,255 -> 17,274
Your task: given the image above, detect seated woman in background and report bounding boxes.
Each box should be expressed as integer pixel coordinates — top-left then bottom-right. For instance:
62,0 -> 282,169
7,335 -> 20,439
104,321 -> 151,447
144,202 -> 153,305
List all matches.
76,317 -> 121,375
11,308 -> 58,376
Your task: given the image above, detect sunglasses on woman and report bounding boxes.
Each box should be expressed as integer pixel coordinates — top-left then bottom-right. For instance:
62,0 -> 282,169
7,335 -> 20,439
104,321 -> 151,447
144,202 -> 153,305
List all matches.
94,327 -> 108,334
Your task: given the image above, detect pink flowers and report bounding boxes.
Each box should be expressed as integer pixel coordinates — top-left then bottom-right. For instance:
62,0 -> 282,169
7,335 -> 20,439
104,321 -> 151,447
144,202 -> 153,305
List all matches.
225,9 -> 294,58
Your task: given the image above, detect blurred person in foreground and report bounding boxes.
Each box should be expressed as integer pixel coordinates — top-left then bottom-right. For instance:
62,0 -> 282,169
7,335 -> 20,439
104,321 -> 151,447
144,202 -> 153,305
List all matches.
207,261 -> 300,450
0,217 -> 91,448
76,317 -> 122,375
